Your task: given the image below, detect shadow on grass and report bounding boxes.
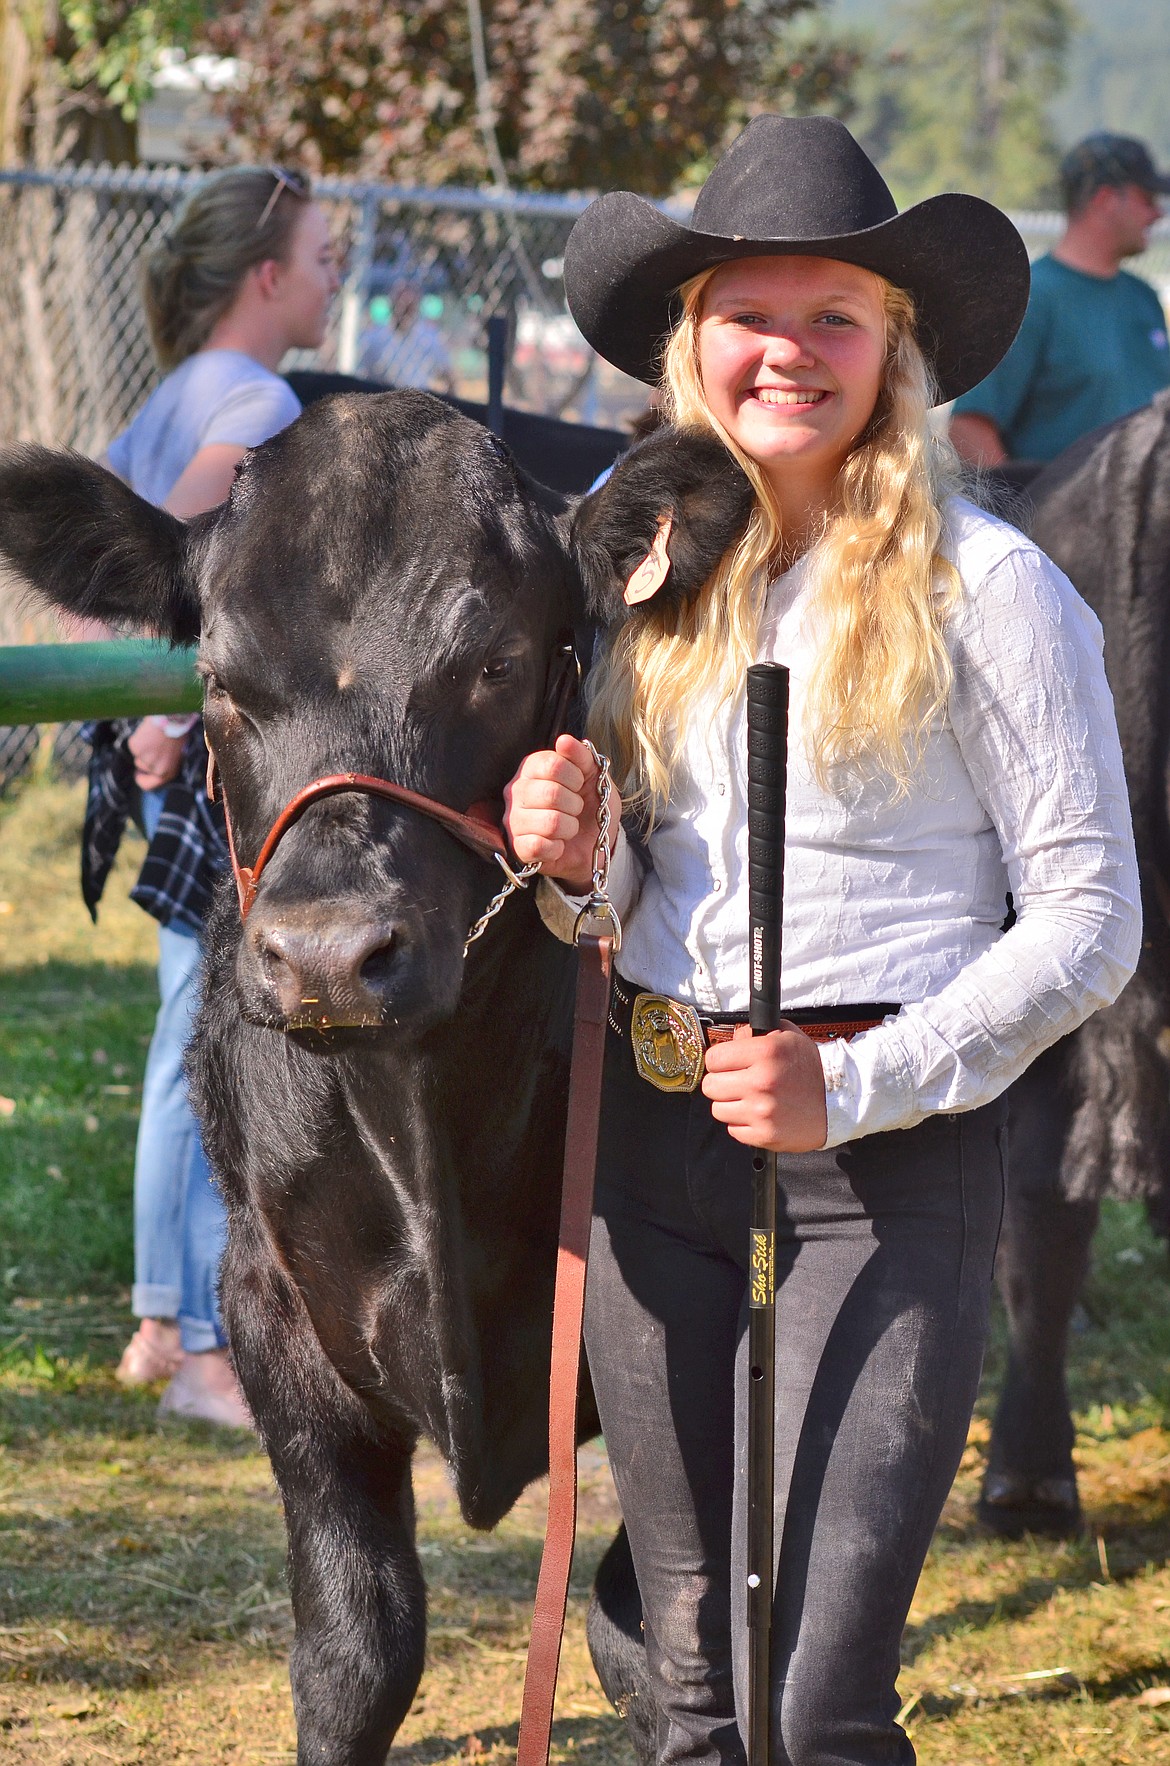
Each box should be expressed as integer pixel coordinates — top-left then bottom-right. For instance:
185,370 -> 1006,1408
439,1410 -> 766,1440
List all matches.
907,1657 -> 1170,1719
903,1568 -> 1092,1665
905,1519 -> 1170,1666
0,1642 -> 162,1693
1,1494 -> 289,1648
392,1715 -> 629,1766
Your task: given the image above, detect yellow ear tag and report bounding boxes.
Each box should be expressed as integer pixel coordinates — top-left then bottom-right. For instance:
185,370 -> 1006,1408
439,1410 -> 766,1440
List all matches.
623,513 -> 673,605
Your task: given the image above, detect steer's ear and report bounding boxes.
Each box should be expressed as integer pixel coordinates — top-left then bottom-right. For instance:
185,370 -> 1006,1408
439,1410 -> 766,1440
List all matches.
570,425 -> 754,626
0,446 -> 202,643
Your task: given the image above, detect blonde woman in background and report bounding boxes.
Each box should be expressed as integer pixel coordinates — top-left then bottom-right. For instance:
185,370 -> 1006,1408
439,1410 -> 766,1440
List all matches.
91,166 -> 337,1423
504,118 -> 1140,1764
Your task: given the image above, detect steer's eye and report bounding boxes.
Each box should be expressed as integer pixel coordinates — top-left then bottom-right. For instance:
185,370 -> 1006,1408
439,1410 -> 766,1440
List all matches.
200,672 -> 241,724
482,658 -> 512,682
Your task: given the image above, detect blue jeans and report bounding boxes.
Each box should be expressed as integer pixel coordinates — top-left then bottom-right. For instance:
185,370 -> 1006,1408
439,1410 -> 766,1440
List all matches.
131,788 -> 227,1353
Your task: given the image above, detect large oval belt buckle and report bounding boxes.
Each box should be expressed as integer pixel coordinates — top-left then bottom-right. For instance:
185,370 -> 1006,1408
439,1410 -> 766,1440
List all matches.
630,993 -> 705,1094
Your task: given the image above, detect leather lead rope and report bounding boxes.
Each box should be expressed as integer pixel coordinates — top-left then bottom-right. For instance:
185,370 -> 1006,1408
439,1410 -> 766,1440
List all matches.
516,927 -> 614,1766
517,746 -> 620,1766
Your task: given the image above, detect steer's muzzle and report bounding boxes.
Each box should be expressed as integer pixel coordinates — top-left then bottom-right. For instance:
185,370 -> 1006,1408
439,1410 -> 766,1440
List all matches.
245,900 -> 409,1029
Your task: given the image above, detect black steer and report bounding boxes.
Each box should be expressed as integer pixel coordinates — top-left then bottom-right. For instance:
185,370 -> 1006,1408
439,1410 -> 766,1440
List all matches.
0,391 -> 750,1766
978,390 -> 1170,1537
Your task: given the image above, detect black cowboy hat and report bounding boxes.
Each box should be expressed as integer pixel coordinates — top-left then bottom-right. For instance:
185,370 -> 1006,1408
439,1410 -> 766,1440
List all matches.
564,115 -> 1030,404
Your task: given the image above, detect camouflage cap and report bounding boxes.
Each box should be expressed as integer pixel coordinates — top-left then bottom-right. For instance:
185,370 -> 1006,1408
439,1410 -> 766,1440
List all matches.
1060,133 -> 1170,210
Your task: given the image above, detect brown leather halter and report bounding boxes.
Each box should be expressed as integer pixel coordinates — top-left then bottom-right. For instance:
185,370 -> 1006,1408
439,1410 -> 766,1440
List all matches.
208,758 -> 509,919
207,638 -> 579,921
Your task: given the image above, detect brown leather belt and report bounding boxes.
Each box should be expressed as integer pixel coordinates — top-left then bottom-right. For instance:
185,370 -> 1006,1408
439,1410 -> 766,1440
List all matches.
608,973 -> 896,1094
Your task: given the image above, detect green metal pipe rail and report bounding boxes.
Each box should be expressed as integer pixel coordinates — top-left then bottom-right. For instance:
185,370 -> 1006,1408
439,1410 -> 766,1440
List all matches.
0,641 -> 201,726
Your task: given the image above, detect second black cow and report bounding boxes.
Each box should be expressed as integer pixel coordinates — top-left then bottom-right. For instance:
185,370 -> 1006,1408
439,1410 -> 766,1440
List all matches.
979,391 -> 1170,1537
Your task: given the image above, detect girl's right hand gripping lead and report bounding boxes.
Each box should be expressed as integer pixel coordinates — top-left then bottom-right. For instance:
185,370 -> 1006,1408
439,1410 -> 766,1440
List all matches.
504,733 -> 622,895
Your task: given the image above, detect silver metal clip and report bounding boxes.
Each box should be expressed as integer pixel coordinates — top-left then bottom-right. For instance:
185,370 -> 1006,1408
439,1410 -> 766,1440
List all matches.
573,895 -> 623,950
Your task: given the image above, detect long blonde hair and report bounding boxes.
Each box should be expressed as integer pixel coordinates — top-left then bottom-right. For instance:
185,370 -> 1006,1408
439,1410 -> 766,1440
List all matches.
586,263 -> 960,820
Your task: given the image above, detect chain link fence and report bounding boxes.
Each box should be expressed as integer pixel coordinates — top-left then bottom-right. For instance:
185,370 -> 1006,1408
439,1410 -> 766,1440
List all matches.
0,722 -> 89,794
1,164 -> 1169,791
0,162 -> 660,470
0,164 -> 658,791
5,163 -> 1167,471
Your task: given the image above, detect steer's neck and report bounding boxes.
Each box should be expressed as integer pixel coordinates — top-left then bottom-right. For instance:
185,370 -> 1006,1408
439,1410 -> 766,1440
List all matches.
435,888 -> 576,1150
416,889 -> 577,1303
422,890 -> 579,1520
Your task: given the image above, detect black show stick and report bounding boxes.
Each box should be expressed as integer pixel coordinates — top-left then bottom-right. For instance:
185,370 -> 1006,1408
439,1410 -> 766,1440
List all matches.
745,661 -> 789,1766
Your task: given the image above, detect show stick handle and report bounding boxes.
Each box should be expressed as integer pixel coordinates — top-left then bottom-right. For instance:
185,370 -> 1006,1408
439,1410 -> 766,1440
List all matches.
744,662 -> 789,1766
747,663 -> 789,1034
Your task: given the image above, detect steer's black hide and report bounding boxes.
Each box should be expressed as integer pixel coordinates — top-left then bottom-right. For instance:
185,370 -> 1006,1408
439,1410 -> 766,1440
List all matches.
285,369 -> 629,497
1025,389 -> 1170,1205
974,393 -> 1170,1540
0,391 -> 750,1766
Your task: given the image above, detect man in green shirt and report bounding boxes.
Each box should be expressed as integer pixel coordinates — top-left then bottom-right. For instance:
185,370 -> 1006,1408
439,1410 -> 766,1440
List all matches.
950,134 -> 1170,466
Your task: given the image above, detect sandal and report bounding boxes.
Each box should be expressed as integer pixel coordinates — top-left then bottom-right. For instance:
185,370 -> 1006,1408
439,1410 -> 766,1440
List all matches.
116,1320 -> 183,1385
157,1350 -> 255,1431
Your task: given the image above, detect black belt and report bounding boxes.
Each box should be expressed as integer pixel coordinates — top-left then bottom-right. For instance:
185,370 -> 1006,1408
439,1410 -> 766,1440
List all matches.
608,973 -> 898,1094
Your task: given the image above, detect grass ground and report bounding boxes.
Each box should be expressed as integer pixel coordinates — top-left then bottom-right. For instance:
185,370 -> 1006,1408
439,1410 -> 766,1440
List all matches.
3,776 -> 1170,1763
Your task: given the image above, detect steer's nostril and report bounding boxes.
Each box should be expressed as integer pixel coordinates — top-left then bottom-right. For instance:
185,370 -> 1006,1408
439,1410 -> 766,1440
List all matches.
258,937 -> 290,977
248,915 -> 406,1025
358,932 -> 397,991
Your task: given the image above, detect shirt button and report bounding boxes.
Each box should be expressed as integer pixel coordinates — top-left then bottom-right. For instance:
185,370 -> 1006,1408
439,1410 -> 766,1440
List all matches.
717,782 -> 727,796
712,879 -> 722,892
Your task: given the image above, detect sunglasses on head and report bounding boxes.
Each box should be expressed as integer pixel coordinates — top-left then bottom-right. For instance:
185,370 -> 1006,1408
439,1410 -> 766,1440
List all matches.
255,166 -> 310,233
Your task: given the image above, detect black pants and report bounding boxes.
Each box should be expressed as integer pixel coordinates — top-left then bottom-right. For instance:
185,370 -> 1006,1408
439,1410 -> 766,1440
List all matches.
584,1024 -> 1007,1766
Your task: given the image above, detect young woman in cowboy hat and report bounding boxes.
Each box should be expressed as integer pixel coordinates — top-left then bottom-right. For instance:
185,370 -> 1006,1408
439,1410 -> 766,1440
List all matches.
505,116 -> 1140,1763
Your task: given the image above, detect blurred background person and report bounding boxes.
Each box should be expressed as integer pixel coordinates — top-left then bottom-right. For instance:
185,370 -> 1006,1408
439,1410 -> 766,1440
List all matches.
950,133 -> 1170,468
361,279 -> 454,391
89,164 -> 338,1424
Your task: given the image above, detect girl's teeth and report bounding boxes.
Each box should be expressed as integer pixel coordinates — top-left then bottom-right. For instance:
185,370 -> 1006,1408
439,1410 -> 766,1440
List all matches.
756,388 -> 828,406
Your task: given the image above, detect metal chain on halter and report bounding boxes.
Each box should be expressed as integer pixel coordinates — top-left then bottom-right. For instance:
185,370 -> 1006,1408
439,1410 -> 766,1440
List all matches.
463,853 -> 543,954
573,741 -> 622,951
463,741 -> 621,956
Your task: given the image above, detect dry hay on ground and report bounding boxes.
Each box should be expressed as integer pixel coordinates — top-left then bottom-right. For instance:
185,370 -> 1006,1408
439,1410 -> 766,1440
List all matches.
4,778 -> 1170,1763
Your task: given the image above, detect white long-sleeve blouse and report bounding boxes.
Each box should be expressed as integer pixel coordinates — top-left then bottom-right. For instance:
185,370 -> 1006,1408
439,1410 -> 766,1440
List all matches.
546,496 -> 1141,1148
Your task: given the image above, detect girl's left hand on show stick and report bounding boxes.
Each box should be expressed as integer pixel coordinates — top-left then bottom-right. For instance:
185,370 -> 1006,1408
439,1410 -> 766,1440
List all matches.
701,1024 -> 828,1153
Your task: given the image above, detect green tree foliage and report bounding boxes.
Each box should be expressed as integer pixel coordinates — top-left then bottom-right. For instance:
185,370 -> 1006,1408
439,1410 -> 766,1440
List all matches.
204,0 -> 862,192
1052,0 -> 1170,167
502,0 -> 857,191
2,0 -> 207,165
58,0 -> 207,120
860,0 -> 1073,207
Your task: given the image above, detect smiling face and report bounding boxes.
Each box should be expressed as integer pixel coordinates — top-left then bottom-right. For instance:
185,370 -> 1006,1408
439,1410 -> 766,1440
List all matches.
696,254 -> 888,519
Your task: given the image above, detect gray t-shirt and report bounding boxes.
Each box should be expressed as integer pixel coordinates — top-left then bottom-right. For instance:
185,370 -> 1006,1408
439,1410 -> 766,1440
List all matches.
106,349 -> 302,503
